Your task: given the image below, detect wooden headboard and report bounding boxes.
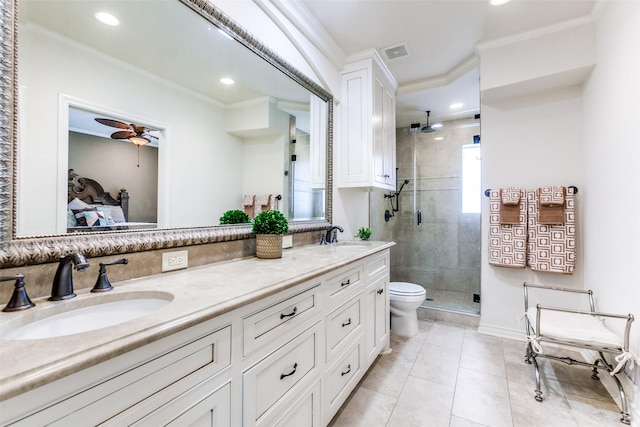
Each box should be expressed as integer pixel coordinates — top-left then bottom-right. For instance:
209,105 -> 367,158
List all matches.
68,169 -> 129,221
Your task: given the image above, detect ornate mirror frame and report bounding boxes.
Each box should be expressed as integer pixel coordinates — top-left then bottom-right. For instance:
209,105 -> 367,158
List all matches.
0,0 -> 333,267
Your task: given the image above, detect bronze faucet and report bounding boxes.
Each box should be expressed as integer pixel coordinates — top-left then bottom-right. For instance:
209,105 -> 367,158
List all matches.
1,274 -> 35,312
50,253 -> 89,301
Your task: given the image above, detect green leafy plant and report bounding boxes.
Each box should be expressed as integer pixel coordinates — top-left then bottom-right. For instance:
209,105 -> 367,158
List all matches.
354,226 -> 372,240
219,209 -> 251,225
252,210 -> 288,235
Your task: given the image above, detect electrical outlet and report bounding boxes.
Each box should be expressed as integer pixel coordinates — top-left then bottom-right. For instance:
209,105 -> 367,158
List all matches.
282,235 -> 293,249
162,250 -> 188,272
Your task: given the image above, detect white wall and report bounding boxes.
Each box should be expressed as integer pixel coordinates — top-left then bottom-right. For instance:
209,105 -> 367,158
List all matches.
479,0 -> 639,363
582,0 -> 640,354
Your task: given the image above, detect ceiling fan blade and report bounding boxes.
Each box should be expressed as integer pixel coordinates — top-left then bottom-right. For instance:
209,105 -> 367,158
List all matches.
95,118 -> 132,130
111,130 -> 137,139
143,133 -> 159,140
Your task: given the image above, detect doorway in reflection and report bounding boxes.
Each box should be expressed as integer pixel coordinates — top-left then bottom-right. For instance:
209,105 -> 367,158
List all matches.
68,111 -> 159,224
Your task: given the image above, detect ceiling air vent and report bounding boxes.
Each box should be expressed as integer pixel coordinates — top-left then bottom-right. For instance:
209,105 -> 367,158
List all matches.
382,43 -> 409,61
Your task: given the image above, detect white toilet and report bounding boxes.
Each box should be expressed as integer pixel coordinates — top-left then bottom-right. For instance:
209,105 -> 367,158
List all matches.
389,282 -> 427,337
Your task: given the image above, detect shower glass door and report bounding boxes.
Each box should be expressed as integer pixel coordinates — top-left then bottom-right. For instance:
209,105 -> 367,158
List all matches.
392,119 -> 481,315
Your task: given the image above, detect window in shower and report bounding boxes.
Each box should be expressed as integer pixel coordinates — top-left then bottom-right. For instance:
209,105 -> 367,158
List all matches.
461,143 -> 481,214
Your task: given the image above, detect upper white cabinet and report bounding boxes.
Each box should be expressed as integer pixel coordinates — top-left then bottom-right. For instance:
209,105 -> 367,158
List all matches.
339,52 -> 398,191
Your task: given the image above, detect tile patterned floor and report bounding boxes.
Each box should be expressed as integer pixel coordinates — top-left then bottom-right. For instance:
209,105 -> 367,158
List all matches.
329,319 -> 622,427
422,289 -> 480,315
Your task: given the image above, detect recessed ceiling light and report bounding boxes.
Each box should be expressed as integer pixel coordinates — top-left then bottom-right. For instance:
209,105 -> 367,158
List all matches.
432,123 -> 443,129
490,0 -> 511,5
435,137 -> 444,141
95,12 -> 119,26
450,103 -> 464,110
220,77 -> 235,85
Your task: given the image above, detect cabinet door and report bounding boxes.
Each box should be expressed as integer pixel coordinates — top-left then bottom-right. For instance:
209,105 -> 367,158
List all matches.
373,72 -> 395,190
365,276 -> 389,364
339,68 -> 371,186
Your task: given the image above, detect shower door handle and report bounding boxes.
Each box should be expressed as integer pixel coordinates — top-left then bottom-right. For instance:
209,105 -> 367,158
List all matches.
417,210 -> 422,225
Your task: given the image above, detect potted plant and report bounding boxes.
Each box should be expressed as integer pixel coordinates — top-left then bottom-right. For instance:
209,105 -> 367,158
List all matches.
219,209 -> 251,225
252,210 -> 289,259
354,226 -> 372,240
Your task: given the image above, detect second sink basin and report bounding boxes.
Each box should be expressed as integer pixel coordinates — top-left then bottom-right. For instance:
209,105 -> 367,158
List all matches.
1,292 -> 173,341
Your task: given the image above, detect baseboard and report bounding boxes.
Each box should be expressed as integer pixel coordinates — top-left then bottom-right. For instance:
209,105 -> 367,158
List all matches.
477,323 -> 525,341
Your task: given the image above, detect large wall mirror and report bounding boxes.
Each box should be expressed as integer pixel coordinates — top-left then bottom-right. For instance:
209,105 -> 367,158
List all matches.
0,0 -> 333,267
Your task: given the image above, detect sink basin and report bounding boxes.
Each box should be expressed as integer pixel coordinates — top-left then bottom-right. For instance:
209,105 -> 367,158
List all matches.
1,292 -> 173,340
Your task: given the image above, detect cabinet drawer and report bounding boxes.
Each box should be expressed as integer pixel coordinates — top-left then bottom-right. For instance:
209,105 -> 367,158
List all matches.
49,326 -> 231,427
325,264 -> 364,307
326,341 -> 362,410
243,285 -> 320,356
272,380 -> 321,427
243,323 -> 320,425
365,251 -> 389,280
132,380 -> 231,427
326,296 -> 362,362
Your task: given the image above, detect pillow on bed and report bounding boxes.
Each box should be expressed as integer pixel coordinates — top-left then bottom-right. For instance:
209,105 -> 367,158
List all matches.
94,205 -> 126,223
82,211 -> 109,227
72,208 -> 97,227
68,197 -> 90,210
67,209 -> 77,227
95,207 -> 116,225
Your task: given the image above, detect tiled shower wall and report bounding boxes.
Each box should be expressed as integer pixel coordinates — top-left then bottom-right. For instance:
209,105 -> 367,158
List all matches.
371,117 -> 481,313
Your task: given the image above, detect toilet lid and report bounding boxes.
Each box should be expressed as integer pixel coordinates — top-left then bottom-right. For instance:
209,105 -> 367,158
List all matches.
389,282 -> 426,296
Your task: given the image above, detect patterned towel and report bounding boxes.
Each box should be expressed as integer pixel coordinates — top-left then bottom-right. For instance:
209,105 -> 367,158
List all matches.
527,187 -> 576,274
538,186 -> 565,225
500,187 -> 521,205
253,194 -> 273,217
539,186 -> 565,206
499,187 -> 522,224
489,190 -> 527,268
242,195 -> 255,218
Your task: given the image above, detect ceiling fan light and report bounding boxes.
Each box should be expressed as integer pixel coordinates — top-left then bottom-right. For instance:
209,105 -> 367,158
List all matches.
129,136 -> 150,146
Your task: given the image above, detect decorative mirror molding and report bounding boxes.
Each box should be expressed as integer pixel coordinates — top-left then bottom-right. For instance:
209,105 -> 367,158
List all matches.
0,0 -> 333,267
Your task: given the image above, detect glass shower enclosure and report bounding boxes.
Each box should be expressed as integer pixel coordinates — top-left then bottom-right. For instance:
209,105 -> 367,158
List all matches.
384,117 -> 481,315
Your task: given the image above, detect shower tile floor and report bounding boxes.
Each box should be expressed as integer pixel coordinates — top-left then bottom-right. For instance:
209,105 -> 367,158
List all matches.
329,319 -> 622,427
422,289 -> 480,315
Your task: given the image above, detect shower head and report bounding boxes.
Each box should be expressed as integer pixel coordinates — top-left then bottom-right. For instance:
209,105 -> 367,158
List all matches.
397,179 -> 410,194
421,110 -> 436,133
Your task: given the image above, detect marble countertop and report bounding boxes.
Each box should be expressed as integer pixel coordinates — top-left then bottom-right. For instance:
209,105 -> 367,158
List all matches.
0,241 -> 394,400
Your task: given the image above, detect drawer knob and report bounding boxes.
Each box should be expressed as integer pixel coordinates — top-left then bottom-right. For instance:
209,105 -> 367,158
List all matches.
341,364 -> 351,377
377,288 -> 384,295
341,279 -> 351,287
280,307 -> 298,319
280,363 -> 298,380
342,318 -> 352,327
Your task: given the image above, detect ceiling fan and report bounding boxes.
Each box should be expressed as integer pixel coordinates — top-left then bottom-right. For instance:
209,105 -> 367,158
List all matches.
421,110 -> 436,133
94,118 -> 158,146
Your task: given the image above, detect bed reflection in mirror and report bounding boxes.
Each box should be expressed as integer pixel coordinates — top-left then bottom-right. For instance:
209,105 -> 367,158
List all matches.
16,0 -> 327,237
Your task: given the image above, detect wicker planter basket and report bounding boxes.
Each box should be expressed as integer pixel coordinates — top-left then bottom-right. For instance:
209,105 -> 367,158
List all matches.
255,234 -> 283,259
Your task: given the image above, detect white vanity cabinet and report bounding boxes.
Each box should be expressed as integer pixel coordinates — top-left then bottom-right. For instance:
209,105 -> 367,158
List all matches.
0,247 -> 391,427
1,320 -> 234,427
338,52 -> 398,191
